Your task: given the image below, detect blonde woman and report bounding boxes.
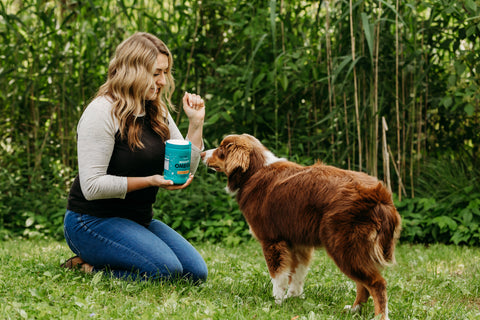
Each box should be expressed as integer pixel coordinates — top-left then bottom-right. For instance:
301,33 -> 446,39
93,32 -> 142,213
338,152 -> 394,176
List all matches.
61,32 -> 207,282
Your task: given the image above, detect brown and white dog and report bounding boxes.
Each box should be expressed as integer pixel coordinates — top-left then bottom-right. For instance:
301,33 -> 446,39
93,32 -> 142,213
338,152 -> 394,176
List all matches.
201,134 -> 401,320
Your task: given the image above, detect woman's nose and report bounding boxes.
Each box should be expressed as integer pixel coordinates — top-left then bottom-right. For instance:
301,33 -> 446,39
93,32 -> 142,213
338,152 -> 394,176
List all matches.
157,73 -> 166,86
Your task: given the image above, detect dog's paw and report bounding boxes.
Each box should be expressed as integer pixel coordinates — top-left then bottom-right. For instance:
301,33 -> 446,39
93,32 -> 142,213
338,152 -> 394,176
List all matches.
344,304 -> 362,313
273,288 -> 287,304
286,287 -> 304,298
272,280 -> 288,303
286,292 -> 305,300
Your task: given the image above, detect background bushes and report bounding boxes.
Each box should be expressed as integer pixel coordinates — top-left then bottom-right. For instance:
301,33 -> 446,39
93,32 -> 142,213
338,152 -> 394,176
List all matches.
0,0 -> 479,244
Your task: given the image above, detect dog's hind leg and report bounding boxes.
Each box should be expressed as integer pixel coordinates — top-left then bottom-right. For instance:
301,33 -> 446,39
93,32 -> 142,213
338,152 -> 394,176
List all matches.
344,282 -> 370,313
286,246 -> 314,298
344,269 -> 389,320
326,242 -> 389,319
363,275 -> 389,320
260,240 -> 292,304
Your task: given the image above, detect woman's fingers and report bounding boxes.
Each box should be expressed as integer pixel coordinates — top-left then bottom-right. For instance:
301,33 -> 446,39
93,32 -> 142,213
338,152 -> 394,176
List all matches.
163,174 -> 194,190
184,92 -> 204,110
152,174 -> 194,190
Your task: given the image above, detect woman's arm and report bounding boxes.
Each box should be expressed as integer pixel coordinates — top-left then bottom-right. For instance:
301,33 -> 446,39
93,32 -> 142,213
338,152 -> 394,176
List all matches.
77,97 -> 128,200
168,92 -> 205,176
182,92 -> 205,151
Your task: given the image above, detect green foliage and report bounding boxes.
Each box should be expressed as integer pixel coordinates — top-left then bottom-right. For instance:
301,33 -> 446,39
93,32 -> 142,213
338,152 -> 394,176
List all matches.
0,139 -> 70,240
0,0 -> 479,244
396,194 -> 480,245
396,155 -> 480,245
153,165 -> 250,246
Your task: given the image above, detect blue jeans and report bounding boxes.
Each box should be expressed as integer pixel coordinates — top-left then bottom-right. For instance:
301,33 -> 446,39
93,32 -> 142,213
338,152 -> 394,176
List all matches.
63,210 -> 208,282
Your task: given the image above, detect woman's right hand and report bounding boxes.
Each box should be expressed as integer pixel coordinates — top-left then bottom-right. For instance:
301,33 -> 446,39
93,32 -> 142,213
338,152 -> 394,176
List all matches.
182,92 -> 205,125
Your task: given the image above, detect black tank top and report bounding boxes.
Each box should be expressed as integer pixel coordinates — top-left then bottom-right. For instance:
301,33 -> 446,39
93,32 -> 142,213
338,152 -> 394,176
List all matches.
67,115 -> 166,227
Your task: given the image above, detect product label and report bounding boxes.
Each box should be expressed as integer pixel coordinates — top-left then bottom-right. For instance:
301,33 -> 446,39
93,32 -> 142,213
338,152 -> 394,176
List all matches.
164,145 -> 191,184
175,162 -> 189,169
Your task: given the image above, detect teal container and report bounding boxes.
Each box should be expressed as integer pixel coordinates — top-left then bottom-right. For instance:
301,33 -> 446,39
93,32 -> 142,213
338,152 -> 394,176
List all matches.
164,139 -> 191,184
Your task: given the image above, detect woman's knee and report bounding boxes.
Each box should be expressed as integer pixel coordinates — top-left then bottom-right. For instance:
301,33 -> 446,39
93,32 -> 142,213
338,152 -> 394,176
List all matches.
193,266 -> 208,283
185,259 -> 208,283
147,258 -> 208,283
142,257 -> 184,280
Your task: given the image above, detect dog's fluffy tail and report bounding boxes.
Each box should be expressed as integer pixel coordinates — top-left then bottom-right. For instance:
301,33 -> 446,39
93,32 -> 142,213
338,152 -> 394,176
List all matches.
374,202 -> 402,267
359,183 -> 402,268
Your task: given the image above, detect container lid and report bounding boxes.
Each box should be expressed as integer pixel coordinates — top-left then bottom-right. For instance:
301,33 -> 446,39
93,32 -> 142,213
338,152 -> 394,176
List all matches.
166,139 -> 191,146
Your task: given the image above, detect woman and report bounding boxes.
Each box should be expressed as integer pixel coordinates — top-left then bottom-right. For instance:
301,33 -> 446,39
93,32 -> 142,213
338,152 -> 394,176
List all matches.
61,32 -> 208,283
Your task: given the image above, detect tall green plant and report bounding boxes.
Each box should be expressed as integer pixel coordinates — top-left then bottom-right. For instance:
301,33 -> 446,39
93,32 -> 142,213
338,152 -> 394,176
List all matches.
1,0 -> 479,242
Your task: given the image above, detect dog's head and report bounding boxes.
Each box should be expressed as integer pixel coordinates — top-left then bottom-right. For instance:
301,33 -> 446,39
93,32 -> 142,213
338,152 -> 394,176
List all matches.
201,134 -> 281,177
201,134 -> 253,176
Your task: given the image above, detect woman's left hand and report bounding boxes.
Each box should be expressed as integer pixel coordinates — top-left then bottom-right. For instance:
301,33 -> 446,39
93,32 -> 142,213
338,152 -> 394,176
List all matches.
183,92 -> 205,125
150,174 -> 194,190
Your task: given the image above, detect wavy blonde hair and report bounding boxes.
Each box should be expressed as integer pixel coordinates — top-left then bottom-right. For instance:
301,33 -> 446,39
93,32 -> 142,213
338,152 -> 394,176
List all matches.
96,32 -> 175,149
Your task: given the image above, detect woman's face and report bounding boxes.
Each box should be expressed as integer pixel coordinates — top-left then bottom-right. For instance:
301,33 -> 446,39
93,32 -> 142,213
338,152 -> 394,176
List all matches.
146,54 -> 169,101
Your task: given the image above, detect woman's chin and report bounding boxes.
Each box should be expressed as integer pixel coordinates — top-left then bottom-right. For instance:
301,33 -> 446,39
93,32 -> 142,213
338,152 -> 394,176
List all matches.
146,92 -> 158,101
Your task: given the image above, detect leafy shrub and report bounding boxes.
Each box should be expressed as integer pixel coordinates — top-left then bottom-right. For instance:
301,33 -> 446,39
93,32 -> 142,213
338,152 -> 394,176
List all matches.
1,0 -> 479,247
0,142 -> 70,240
396,156 -> 480,245
396,192 -> 480,245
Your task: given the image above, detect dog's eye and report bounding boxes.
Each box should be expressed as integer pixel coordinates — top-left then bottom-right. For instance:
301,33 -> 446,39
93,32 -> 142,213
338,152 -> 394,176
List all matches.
217,148 -> 225,159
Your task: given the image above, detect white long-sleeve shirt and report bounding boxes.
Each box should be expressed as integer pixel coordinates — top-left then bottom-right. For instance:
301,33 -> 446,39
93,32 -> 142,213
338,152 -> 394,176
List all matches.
76,95 -> 202,201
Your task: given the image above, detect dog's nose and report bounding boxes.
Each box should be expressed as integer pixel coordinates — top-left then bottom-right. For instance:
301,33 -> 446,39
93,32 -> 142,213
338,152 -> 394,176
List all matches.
200,151 -> 206,160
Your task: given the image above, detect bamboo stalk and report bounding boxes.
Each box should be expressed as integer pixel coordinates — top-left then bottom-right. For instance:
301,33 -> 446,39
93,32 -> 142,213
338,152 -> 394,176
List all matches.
270,0 -> 279,150
417,22 -> 425,180
280,0 -> 285,54
382,117 -> 391,191
325,0 -> 336,162
388,145 -> 407,196
395,0 -> 401,200
373,2 -> 382,178
344,92 -> 351,170
349,0 -> 362,171
280,0 -> 287,155
410,74 -> 416,198
401,49 -> 407,198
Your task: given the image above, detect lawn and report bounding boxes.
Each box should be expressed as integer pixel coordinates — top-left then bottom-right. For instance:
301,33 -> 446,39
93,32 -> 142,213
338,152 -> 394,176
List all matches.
1,239 -> 480,319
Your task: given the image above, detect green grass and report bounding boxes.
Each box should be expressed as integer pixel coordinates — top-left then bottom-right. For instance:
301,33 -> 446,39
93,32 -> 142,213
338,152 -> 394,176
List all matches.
1,239 -> 480,320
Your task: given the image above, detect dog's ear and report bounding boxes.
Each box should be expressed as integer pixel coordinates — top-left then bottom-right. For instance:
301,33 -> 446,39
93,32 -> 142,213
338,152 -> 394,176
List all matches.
225,141 -> 251,175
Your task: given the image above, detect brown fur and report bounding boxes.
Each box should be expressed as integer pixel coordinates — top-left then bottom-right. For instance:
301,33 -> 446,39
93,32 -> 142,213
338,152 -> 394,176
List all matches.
201,134 -> 401,320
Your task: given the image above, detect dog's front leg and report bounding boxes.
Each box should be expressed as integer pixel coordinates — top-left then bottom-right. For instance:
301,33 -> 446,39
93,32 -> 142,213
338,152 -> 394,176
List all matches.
286,246 -> 314,298
272,272 -> 290,304
260,240 -> 292,303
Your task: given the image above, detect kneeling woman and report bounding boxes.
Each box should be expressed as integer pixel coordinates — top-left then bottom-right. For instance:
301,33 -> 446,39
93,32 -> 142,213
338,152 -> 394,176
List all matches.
62,32 -> 208,283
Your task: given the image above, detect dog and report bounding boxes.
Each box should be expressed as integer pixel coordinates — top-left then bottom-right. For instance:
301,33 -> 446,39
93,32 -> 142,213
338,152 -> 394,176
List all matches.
201,134 -> 401,320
